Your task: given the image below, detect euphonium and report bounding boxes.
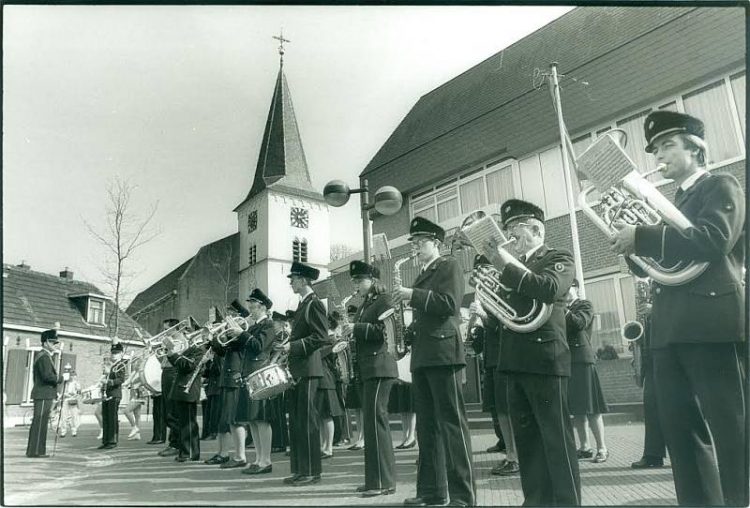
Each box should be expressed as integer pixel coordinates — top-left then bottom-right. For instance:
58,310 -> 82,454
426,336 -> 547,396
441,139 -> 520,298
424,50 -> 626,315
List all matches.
576,132 -> 709,286
453,211 -> 553,333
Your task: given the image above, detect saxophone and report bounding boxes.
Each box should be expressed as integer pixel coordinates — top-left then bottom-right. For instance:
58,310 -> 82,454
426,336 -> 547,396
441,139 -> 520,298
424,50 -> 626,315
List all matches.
332,292 -> 357,382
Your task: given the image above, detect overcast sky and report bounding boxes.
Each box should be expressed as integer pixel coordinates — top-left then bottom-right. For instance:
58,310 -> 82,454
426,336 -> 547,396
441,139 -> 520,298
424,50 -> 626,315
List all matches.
3,5 -> 573,304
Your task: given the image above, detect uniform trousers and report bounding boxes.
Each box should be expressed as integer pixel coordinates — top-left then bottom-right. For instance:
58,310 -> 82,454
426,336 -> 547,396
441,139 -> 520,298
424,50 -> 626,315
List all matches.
641,370 -> 666,459
288,377 -> 322,477
271,393 -> 289,450
653,343 -> 747,506
413,366 -> 475,505
26,398 -> 53,457
102,397 -> 121,446
174,401 -> 200,459
151,395 -> 166,441
482,367 -> 503,442
507,372 -> 580,506
362,378 -> 396,490
201,394 -> 221,438
162,372 -> 180,448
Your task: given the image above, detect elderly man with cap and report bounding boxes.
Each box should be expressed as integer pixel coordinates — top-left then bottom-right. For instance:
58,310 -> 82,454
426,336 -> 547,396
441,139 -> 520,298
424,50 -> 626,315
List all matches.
565,279 -> 609,464
276,261 -> 331,487
393,216 -> 475,507
98,340 -> 127,449
340,259 -> 399,497
610,110 -> 746,506
484,199 -> 580,506
26,328 -> 65,458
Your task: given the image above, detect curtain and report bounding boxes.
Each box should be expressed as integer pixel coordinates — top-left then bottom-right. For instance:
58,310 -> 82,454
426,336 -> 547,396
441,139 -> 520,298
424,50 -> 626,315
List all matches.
683,81 -> 742,164
486,164 -> 515,206
586,278 -> 622,353
459,178 -> 486,214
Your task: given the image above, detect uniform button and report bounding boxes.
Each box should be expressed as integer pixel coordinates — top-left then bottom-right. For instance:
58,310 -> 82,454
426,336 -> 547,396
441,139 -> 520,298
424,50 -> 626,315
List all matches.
655,288 -> 661,294
440,335 -> 445,338
536,338 -> 542,343
709,291 -> 716,296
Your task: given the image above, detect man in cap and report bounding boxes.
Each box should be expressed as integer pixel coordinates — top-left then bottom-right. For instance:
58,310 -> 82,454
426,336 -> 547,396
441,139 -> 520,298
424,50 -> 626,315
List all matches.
98,340 -> 127,449
26,328 -> 65,458
393,216 -> 475,507
154,318 -> 181,455
484,198 -> 580,506
277,261 -> 331,486
610,110 -> 746,506
269,310 -> 291,453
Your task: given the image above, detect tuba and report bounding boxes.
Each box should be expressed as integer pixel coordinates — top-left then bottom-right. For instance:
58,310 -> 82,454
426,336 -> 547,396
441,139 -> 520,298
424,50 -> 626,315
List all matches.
576,132 -> 708,286
452,210 -> 553,333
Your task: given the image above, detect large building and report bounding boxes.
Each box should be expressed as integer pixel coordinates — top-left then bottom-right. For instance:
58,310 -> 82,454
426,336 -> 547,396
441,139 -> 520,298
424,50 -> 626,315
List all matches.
3,263 -> 149,423
324,6 -> 746,405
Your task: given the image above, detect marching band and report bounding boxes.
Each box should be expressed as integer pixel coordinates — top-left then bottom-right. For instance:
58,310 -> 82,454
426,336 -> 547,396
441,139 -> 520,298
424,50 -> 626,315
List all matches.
26,110 -> 746,507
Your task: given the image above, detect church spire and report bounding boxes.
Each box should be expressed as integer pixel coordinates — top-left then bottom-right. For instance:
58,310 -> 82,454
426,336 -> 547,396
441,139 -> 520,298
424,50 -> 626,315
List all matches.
235,32 -> 322,211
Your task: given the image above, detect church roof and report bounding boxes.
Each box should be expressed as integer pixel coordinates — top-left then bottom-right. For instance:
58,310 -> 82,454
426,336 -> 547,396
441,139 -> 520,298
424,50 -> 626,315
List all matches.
235,65 -> 323,210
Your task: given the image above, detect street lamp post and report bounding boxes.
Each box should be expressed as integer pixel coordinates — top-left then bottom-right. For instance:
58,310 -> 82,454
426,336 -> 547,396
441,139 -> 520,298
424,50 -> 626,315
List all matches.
323,178 -> 403,261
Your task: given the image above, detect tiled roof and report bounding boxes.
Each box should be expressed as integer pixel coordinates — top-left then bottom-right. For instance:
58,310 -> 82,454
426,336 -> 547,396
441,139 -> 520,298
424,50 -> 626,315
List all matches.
235,65 -> 321,210
2,264 -> 149,341
126,258 -> 192,315
361,6 -> 699,181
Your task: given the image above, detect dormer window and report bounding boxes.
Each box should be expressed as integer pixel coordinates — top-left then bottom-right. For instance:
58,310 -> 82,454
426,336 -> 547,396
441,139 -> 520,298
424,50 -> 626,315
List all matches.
88,298 -> 105,325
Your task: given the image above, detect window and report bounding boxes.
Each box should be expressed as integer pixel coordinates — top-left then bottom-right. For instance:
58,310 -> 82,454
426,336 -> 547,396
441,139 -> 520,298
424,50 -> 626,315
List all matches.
88,299 -> 105,325
248,244 -> 257,266
519,155 -> 547,215
616,109 -> 666,183
682,80 -> 742,165
486,162 -> 515,206
5,348 -> 63,405
459,177 -> 486,214
436,186 -> 459,222
586,278 -> 622,353
730,72 -> 745,137
293,239 -> 308,263
539,145 -> 569,217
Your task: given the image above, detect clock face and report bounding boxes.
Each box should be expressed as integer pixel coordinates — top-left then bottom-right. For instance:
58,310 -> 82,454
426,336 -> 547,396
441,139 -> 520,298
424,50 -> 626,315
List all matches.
290,207 -> 309,229
248,210 -> 258,233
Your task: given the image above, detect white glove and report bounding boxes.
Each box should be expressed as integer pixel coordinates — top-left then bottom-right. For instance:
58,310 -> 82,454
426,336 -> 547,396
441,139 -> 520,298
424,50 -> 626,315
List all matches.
62,372 -> 70,382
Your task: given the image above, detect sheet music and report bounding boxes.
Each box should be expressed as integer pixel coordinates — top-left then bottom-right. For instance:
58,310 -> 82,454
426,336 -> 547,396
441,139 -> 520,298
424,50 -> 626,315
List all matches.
576,134 -> 639,193
463,215 -> 509,259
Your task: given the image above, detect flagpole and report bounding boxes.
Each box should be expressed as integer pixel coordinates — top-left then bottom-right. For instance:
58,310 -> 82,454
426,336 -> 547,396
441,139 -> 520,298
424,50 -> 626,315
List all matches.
549,62 -> 586,299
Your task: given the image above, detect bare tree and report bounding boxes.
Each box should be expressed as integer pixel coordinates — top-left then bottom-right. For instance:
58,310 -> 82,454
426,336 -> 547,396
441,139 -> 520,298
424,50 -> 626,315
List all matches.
330,243 -> 356,262
207,235 -> 239,309
85,177 -> 159,338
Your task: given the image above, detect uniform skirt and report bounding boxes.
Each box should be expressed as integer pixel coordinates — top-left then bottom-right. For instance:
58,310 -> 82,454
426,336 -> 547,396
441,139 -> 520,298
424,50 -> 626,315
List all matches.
387,381 -> 413,414
568,363 -> 609,416
317,387 -> 345,418
235,385 -> 277,424
218,387 -> 240,432
345,379 -> 362,410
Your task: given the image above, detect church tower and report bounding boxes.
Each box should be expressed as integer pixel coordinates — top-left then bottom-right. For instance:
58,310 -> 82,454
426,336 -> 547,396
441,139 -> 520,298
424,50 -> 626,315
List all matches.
234,34 -> 330,312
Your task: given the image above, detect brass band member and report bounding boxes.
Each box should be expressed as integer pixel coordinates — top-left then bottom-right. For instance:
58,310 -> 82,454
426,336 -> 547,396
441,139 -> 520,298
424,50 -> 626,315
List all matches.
485,199 -> 580,506
565,279 -> 609,463
26,329 -> 65,458
394,217 -> 476,508
277,261 -> 332,487
200,344 -> 222,441
343,260 -> 399,498
269,311 -> 291,453
167,335 -> 206,462
610,111 -> 746,506
157,318 -> 181,457
236,288 -> 277,475
98,341 -> 126,450
318,313 -> 346,460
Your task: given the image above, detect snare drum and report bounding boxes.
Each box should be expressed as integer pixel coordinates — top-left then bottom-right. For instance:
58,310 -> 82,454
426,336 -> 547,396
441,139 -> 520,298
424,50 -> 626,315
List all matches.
244,363 -> 294,401
82,384 -> 103,404
137,354 -> 162,394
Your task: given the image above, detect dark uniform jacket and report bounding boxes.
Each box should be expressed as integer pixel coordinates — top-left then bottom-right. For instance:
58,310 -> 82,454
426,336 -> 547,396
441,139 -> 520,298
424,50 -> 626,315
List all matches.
353,291 -> 398,380
319,341 -> 339,389
104,359 -> 127,399
239,316 -> 276,376
631,172 -> 745,348
476,313 -> 502,371
288,293 -> 331,379
203,356 -> 223,397
30,350 -> 62,400
565,298 -> 596,364
168,344 -> 206,402
212,325 -> 248,389
497,245 -> 575,377
409,255 -> 467,370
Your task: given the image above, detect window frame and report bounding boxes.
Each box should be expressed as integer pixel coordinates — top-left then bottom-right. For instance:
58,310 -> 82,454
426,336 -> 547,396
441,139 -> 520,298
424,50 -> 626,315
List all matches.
87,298 -> 106,326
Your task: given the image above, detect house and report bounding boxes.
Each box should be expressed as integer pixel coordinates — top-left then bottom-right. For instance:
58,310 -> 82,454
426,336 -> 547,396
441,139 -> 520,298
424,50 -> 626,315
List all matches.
3,263 -> 150,423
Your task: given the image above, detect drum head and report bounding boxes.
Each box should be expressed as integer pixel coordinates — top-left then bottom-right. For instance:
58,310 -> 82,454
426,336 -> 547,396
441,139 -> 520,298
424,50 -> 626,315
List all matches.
396,353 -> 412,383
141,354 -> 162,394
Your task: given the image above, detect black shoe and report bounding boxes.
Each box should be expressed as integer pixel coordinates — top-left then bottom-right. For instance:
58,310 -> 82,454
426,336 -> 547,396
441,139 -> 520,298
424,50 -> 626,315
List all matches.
447,501 -> 471,507
486,441 -> 505,453
175,455 -> 188,462
283,474 -> 301,485
204,454 -> 230,465
356,485 -> 368,493
404,496 -> 448,506
242,464 -> 273,475
97,444 -> 109,450
158,447 -> 179,457
631,456 -> 664,468
291,475 -> 321,486
362,487 -> 396,497
147,439 -> 165,445
492,460 -> 519,476
220,458 -> 247,469
97,443 -> 116,450
271,447 -> 286,453
28,454 -> 50,458
321,452 -> 333,459
576,448 -> 594,459
348,443 -> 364,451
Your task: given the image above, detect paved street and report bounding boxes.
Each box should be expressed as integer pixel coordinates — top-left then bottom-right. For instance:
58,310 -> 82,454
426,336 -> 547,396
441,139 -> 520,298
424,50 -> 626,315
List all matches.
4,421 -> 676,506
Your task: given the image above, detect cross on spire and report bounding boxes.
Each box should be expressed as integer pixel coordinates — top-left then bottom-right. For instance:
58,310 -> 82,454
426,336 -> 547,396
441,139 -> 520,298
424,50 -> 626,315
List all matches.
272,30 -> 290,66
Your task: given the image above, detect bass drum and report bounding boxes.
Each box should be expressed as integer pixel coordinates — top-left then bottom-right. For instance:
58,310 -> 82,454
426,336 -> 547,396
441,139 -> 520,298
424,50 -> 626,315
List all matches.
138,354 -> 162,395
396,353 -> 412,384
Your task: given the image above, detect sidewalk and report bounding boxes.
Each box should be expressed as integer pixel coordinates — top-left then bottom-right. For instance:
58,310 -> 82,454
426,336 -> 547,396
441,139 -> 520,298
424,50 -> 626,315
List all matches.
3,422 -> 676,506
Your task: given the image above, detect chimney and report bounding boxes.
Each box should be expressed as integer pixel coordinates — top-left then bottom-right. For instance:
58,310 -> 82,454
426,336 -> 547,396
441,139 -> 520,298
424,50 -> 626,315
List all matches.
59,267 -> 74,280
17,261 -> 30,270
